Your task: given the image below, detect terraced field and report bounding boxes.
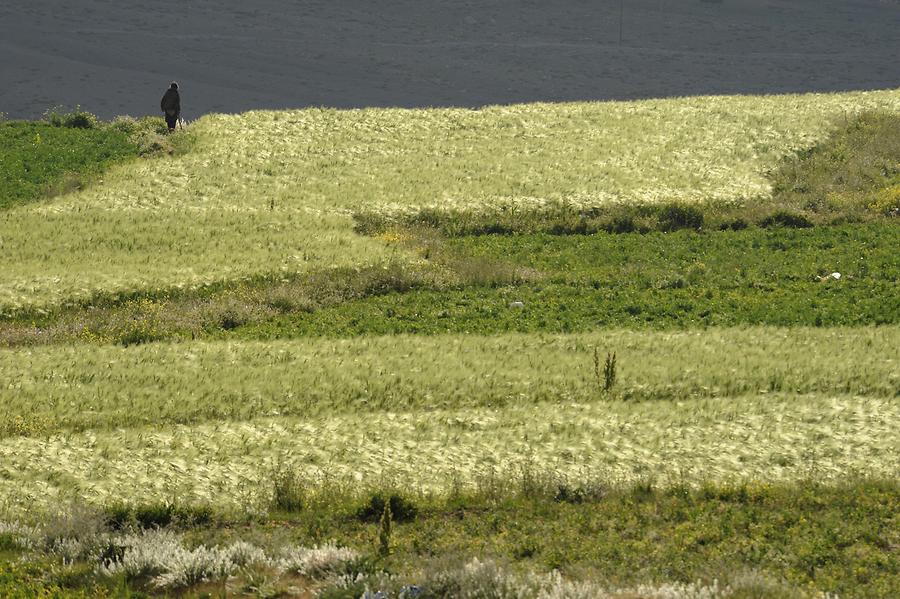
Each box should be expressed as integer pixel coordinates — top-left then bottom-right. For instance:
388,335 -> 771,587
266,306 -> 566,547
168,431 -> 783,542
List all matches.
2,90 -> 898,312
1,327 -> 896,514
0,90 -> 898,597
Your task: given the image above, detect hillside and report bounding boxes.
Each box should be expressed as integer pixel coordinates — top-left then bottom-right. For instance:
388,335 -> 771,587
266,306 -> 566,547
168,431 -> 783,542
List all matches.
1,89 -> 898,313
0,92 -> 898,597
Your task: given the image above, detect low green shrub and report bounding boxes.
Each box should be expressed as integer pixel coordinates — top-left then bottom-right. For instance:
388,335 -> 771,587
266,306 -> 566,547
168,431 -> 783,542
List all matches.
103,504 -> 133,531
103,502 -> 213,530
605,214 -> 637,233
0,533 -> 21,552
356,493 -> 418,523
657,203 -> 705,231
719,217 -> 749,231
116,326 -> 168,347
109,115 -> 168,137
552,482 -> 605,504
271,468 -> 307,513
133,503 -> 176,529
759,210 -> 814,228
44,107 -> 99,129
870,183 -> 900,216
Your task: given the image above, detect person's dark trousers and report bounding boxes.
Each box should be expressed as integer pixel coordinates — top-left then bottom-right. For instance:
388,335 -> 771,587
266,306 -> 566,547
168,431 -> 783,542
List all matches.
165,113 -> 178,131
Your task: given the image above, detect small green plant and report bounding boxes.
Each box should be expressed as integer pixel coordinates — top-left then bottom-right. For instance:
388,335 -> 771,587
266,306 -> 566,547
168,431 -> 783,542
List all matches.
719,217 -> 749,231
133,503 -> 175,529
870,183 -> 900,216
271,468 -> 305,513
116,324 -> 167,347
760,210 -> 814,228
44,106 -> 99,129
0,533 -> 21,551
631,479 -> 655,502
604,351 -> 617,392
103,503 -> 134,530
378,501 -> 392,557
552,482 -> 605,504
594,349 -> 616,393
356,493 -> 417,523
606,214 -> 637,233
101,501 -> 213,530
219,311 -> 246,331
657,203 -> 705,232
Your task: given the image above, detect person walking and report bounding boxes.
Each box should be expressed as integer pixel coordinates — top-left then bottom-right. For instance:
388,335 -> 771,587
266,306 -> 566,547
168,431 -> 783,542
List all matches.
160,82 -> 181,132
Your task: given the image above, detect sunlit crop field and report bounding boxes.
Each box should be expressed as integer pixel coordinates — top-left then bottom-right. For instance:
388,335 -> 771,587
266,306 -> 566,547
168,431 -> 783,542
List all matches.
1,89 -> 898,312
0,327 -> 897,514
2,327 -> 898,434
1,394 -> 896,514
2,91 -> 899,534
2,93 -> 900,599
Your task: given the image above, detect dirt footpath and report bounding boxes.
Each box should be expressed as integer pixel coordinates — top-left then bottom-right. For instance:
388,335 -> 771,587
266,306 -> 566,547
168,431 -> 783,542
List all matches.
2,0 -> 898,120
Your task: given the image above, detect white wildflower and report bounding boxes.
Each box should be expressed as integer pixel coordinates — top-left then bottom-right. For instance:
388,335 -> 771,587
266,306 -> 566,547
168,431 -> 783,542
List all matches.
0,521 -> 38,550
151,544 -> 236,589
225,540 -> 269,568
278,542 -> 360,579
98,529 -> 182,579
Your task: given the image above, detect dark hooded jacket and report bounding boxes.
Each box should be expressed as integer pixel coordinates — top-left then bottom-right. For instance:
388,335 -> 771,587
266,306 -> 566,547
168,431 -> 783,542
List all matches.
160,88 -> 181,117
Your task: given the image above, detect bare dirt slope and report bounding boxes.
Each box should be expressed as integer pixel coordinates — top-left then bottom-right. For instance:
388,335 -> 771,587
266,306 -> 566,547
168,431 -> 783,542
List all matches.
1,0 -> 898,120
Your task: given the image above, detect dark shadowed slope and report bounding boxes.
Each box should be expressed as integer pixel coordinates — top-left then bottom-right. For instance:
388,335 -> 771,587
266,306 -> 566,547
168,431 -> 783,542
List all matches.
1,0 -> 898,120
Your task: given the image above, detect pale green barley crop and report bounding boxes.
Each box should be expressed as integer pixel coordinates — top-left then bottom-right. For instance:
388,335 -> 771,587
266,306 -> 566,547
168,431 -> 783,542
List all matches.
0,394 -> 896,515
1,89 -> 898,311
1,327 -> 897,435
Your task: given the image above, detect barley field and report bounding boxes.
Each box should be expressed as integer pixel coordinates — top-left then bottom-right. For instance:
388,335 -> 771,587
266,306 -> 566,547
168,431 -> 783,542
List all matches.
2,327 -> 898,435
2,91 -> 899,597
1,90 -> 898,512
1,390 -> 897,514
1,90 -> 898,312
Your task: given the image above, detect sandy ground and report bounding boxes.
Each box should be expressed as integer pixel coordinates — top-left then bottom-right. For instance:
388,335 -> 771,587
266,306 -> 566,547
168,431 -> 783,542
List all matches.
1,0 -> 898,120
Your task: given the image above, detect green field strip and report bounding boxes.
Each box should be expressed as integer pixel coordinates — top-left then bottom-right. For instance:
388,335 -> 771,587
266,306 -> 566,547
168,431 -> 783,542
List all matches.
2,327 -> 897,437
